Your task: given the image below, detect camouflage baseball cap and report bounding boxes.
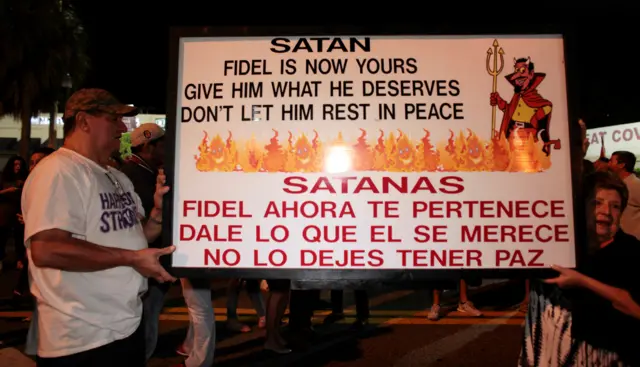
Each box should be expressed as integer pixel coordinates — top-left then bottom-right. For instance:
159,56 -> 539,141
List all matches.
63,88 -> 139,119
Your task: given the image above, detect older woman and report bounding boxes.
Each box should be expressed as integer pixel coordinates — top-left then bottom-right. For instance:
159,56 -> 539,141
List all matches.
519,171 -> 640,366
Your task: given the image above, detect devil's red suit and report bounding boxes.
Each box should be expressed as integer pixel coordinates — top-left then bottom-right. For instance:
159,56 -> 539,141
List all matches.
496,73 -> 553,153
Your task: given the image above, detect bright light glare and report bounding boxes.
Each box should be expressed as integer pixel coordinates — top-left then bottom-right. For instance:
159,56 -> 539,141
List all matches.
324,146 -> 352,173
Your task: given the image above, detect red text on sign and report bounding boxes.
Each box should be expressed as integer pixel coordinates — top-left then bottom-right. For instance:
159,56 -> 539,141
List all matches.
412,200 -> 565,218
368,201 -> 399,218
303,225 -> 357,243
371,225 -> 401,242
256,225 -> 289,242
263,201 -> 355,218
282,175 -> 465,194
204,248 -> 241,266
495,249 -> 544,267
461,224 -> 569,243
253,249 -> 287,267
396,249 -> 482,267
183,200 -> 252,217
180,224 -> 242,242
300,249 -> 384,267
414,225 -> 448,242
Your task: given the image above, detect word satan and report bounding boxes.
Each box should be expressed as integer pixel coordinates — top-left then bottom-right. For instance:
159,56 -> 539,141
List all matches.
270,37 -> 371,53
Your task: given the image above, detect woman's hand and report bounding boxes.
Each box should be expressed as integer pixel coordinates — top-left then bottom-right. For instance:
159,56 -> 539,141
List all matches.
543,265 -> 586,288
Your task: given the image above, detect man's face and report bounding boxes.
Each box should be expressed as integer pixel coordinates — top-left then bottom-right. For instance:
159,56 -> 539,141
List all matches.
608,154 -> 624,174
587,188 -> 622,243
81,111 -> 128,159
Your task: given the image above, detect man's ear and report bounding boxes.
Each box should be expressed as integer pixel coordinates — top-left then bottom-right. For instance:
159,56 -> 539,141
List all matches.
75,112 -> 90,133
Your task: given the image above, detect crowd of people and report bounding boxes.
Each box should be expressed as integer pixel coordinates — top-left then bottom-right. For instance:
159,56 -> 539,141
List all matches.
1,90 -> 639,366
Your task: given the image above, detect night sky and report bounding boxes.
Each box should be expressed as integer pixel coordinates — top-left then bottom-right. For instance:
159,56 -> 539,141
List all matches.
71,6 -> 640,130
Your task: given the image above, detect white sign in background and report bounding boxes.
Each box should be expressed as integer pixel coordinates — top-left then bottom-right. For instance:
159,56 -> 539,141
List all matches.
586,122 -> 640,164
171,35 -> 576,270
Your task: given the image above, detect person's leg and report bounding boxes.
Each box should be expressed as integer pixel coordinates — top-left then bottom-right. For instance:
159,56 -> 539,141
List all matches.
245,279 -> 266,328
428,289 -> 442,320
354,290 -> 369,320
226,278 -> 250,332
457,279 -> 482,316
142,280 -> 170,361
180,278 -> 215,367
323,290 -> 345,324
264,279 -> 291,354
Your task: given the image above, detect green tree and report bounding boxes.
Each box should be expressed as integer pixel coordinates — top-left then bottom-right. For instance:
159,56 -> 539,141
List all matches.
0,0 -> 90,159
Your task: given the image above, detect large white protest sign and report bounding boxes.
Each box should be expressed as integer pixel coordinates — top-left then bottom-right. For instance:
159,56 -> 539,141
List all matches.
169,34 -> 576,270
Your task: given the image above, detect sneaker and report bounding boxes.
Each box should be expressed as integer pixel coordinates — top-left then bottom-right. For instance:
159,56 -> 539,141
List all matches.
457,301 -> 483,317
176,344 -> 188,356
427,304 -> 440,321
226,318 -> 251,333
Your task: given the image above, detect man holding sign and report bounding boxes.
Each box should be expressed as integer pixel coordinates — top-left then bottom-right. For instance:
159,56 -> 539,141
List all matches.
21,89 -> 176,366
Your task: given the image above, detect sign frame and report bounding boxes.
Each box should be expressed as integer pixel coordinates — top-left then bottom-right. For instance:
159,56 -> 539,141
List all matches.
162,25 -> 586,286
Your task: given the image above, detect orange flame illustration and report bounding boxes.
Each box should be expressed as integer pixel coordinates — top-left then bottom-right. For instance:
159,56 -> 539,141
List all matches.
193,128 -> 552,173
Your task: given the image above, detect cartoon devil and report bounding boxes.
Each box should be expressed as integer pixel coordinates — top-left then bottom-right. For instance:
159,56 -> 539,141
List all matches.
490,57 -> 558,155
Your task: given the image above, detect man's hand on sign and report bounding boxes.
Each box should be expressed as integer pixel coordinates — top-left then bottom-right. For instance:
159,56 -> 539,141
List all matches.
131,246 -> 177,283
543,265 -> 585,289
153,168 -> 170,211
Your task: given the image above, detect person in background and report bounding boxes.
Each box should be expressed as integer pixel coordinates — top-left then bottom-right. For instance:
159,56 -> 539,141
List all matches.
427,277 -> 483,321
520,171 -> 640,365
14,146 -> 56,299
0,155 -> 28,271
608,150 -> 640,241
225,278 -> 266,333
120,122 -> 169,361
323,289 -> 370,329
22,88 -> 175,365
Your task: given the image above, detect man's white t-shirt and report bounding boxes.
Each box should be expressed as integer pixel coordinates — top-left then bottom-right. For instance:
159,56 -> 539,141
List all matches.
621,174 -> 640,241
22,148 -> 148,358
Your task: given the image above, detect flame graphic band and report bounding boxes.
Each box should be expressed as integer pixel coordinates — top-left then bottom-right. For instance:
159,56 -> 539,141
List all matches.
193,128 -> 552,173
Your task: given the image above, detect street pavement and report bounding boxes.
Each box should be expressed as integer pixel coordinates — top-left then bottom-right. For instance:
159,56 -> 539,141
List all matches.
0,265 -> 527,367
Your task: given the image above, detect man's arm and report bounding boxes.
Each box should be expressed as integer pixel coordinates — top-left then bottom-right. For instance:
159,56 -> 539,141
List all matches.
30,228 -> 135,271
141,169 -> 169,243
30,228 -> 177,282
143,206 -> 163,243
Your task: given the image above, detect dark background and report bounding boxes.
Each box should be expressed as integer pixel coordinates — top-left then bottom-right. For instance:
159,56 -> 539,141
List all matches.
71,5 -> 640,129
